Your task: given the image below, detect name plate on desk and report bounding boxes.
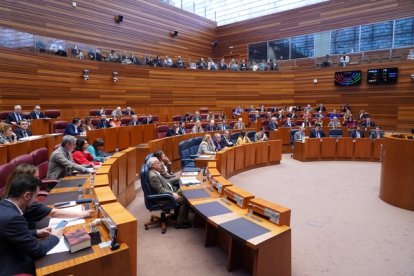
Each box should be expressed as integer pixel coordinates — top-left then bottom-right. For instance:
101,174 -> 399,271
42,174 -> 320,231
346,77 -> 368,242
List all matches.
223,186 -> 254,209
207,168 -> 221,182
248,198 -> 291,226
210,176 -> 233,195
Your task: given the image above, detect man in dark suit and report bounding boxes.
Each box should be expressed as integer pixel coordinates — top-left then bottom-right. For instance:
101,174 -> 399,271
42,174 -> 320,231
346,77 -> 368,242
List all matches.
142,115 -> 154,124
362,117 -> 376,129
268,117 -> 278,131
146,157 -> 190,229
6,105 -> 24,126
14,120 -> 33,140
369,126 -> 384,141
28,105 -> 46,119
205,120 -> 216,131
310,126 -> 326,138
122,106 -> 135,116
284,118 -> 295,127
191,111 -> 202,122
221,130 -> 234,147
128,115 -> 140,126
315,103 -> 326,112
97,115 -> 110,129
213,133 -> 225,151
0,174 -> 62,275
350,126 -> 364,139
177,121 -> 186,135
64,118 -> 82,136
166,124 -> 178,137
217,120 -> 229,131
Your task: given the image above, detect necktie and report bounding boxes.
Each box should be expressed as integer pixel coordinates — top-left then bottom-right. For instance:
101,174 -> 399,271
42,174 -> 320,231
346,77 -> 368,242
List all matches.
36,113 -> 39,119
16,113 -> 21,121
23,131 -> 27,137
317,132 -> 320,138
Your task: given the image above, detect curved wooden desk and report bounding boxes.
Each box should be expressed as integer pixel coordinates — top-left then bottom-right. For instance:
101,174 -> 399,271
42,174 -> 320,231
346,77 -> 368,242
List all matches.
379,135 -> 414,211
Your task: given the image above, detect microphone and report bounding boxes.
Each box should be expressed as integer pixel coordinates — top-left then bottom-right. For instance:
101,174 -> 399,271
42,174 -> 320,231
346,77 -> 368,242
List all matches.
110,227 -> 120,250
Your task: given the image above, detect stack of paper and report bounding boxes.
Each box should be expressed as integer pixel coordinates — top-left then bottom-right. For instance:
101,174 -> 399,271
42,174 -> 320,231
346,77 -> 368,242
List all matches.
180,177 -> 200,185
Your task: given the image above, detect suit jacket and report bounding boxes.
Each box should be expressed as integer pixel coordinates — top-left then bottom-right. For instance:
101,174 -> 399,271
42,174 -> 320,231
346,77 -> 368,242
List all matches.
128,121 -> 140,126
350,130 -> 364,139
284,121 -> 295,127
177,127 -> 186,135
148,169 -> 174,194
14,128 -> 33,140
142,118 -> 154,124
362,121 -> 375,128
64,123 -> 82,136
268,121 -> 278,130
0,200 -> 59,275
6,112 -> 23,124
221,135 -> 233,147
213,139 -> 225,151
166,128 -> 177,137
29,111 -> 45,119
216,124 -> 228,131
97,119 -> 110,129
47,146 -> 88,179
310,129 -> 326,138
369,131 -> 384,140
205,124 -> 216,131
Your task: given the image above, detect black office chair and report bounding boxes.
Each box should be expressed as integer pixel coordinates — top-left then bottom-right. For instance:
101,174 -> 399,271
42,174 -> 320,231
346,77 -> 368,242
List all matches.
141,162 -> 176,234
178,140 -> 200,172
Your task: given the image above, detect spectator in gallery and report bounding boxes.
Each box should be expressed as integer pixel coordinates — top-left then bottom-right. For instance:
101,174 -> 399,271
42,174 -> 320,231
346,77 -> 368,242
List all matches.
229,59 -> 239,71
268,59 -> 278,71
6,105 -> 24,126
236,131 -> 251,146
120,51 -> 132,64
350,125 -> 364,139
369,126 -> 384,141
197,58 -> 207,69
164,56 -> 173,67
258,60 -> 267,71
14,120 -> 32,140
218,59 -> 227,70
108,49 -> 119,62
29,105 -> 45,119
239,59 -> 248,71
0,122 -> 17,144
320,54 -> 332,67
191,120 -> 204,133
128,115 -> 140,126
175,56 -> 185,68
339,52 -> 350,66
207,57 -> 217,70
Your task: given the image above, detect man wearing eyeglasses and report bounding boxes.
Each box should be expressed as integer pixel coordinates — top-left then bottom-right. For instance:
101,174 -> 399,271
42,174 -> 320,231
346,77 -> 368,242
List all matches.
14,120 -> 32,140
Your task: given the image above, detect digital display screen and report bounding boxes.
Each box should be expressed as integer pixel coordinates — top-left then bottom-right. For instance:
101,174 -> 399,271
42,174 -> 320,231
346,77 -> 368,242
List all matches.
367,68 -> 398,84
334,70 -> 362,86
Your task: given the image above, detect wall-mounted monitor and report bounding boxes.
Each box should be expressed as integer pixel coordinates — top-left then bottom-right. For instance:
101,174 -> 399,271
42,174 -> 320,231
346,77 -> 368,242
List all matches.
367,68 -> 398,84
334,70 -> 362,86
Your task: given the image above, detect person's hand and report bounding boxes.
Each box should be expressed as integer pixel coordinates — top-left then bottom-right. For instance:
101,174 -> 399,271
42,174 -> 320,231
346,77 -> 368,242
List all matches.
162,156 -> 171,164
81,209 -> 95,218
86,167 -> 95,174
51,228 -> 64,239
37,227 -> 52,238
172,192 -> 182,202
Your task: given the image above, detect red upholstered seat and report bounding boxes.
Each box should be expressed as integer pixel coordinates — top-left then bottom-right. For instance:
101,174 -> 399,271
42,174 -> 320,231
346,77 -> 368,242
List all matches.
156,125 -> 169,138
89,109 -> 100,116
121,117 -> 131,126
45,109 -> 61,118
0,163 -> 16,198
172,115 -> 182,122
31,147 -> 58,190
11,154 -> 34,166
0,111 -> 10,121
52,121 -> 68,133
199,107 -> 209,113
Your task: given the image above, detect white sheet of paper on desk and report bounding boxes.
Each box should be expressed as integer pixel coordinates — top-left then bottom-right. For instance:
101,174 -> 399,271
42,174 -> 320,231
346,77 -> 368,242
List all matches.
48,205 -> 86,229
198,155 -> 211,158
47,236 -> 69,255
181,171 -> 198,176
180,177 -> 200,185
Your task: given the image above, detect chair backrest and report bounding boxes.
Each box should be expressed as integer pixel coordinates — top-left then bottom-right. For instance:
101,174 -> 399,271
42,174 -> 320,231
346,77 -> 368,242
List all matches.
91,118 -> 100,127
189,137 -> 202,155
230,132 -> 240,144
156,125 -> 169,138
172,115 -> 182,122
185,122 -> 194,133
199,107 -> 209,114
201,114 -> 208,120
121,117 -> 131,126
329,129 -> 343,138
89,109 -> 100,116
140,163 -> 153,210
151,115 -> 158,123
229,121 -> 237,128
52,121 -> 68,133
0,111 -> 10,121
45,109 -> 60,118
105,109 -> 114,115
11,154 -> 34,166
138,116 -> 147,123
22,112 -> 30,120
31,147 -> 49,180
178,140 -> 195,168
247,131 -> 256,141
0,162 -> 16,198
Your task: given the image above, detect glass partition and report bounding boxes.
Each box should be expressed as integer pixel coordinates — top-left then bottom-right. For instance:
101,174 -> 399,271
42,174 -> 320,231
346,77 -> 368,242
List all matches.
248,42 -> 267,62
394,17 -> 414,48
360,21 -> 393,51
0,27 -> 34,52
331,27 -> 360,54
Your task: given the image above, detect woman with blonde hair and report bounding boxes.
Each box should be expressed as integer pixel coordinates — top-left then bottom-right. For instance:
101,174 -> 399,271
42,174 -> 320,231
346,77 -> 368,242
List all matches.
197,134 -> 216,154
236,131 -> 251,145
0,122 -> 17,144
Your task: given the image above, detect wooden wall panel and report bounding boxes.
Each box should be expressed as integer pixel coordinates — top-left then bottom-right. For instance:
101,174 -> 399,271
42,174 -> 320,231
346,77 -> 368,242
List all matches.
1,49 -> 413,131
0,0 -> 216,60
214,0 -> 414,60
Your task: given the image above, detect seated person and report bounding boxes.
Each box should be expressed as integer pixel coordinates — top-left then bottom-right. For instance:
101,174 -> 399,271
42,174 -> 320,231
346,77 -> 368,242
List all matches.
250,111 -> 260,122
362,117 -> 375,129
197,58 -> 207,69
284,117 -> 295,128
146,157 -> 190,229
339,53 -> 350,66
328,117 -> 341,128
123,106 -> 135,116
314,117 -> 323,127
128,115 -> 140,126
64,118 -> 83,136
212,133 -> 225,151
310,126 -> 325,138
72,138 -> 101,167
343,110 -> 354,127
221,130 -> 234,147
29,105 -> 45,119
302,118 -> 312,128
142,115 -> 154,124
97,114 -> 110,129
268,117 -> 279,130
0,122 -> 17,144
111,107 -> 123,117
236,131 -> 251,145
217,119 -> 229,131
294,127 -> 306,142
181,112 -> 191,122
233,106 -> 243,117
205,119 -> 216,131
86,138 -> 108,162
47,135 -> 94,179
329,109 -> 341,119
254,129 -> 268,142
82,116 -> 94,132
175,56 -> 185,68
197,134 -> 216,154
153,150 -> 179,187
109,116 -> 121,127
191,120 -> 204,133
6,105 -> 24,126
0,174 -> 62,276
369,126 -> 384,141
177,121 -> 186,135
233,118 -> 246,130
350,126 -> 364,139
14,120 -> 32,140
166,124 -> 179,137
358,109 -> 369,120
320,54 -> 332,67
191,111 -> 202,122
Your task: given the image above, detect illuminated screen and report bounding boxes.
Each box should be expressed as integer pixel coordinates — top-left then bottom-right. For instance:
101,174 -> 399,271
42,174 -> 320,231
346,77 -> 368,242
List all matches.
367,68 -> 398,84
334,70 -> 362,86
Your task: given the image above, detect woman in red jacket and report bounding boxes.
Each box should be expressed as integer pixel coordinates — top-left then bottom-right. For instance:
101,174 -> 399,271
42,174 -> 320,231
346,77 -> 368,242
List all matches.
73,138 -> 101,166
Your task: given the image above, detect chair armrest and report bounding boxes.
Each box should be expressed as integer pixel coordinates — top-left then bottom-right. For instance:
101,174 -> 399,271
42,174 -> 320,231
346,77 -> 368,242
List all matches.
190,154 -> 200,159
41,179 -> 59,191
147,193 -> 176,206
